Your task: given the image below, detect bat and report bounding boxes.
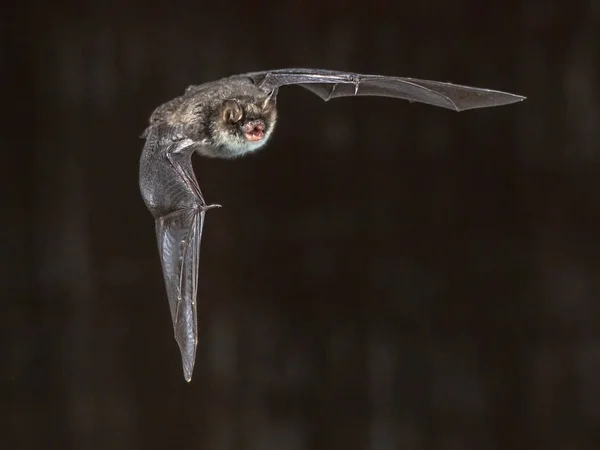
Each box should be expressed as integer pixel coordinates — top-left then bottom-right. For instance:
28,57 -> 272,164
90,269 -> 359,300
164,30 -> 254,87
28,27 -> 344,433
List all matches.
138,68 -> 526,382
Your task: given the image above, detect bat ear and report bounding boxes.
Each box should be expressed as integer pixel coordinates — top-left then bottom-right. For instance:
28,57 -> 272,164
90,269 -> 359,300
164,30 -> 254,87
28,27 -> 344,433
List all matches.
222,99 -> 243,124
267,88 -> 278,103
262,89 -> 278,110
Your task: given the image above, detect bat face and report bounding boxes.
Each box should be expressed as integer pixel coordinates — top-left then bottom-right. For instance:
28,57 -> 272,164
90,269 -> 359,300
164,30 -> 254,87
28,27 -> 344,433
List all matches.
203,94 -> 278,159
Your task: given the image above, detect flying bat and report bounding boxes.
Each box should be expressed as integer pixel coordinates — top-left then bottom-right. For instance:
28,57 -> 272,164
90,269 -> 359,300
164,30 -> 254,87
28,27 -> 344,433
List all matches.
138,68 -> 526,382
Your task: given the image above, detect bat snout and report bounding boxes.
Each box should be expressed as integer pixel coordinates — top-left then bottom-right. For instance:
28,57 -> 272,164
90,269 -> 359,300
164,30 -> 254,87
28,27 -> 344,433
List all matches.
241,119 -> 265,142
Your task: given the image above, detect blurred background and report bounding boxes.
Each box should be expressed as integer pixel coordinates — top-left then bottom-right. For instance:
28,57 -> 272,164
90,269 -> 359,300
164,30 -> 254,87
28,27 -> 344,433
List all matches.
2,0 -> 600,449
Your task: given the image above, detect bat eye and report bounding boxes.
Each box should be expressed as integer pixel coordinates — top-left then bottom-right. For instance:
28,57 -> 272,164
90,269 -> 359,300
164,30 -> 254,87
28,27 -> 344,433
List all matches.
222,99 -> 243,124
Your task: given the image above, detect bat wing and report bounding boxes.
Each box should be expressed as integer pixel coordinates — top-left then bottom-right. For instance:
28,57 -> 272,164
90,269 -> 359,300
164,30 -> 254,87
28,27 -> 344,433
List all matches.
243,68 -> 525,111
155,207 -> 205,382
140,131 -> 220,382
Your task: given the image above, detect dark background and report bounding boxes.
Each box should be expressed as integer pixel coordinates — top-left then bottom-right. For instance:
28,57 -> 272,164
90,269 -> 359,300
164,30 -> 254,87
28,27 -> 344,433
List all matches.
3,1 -> 600,449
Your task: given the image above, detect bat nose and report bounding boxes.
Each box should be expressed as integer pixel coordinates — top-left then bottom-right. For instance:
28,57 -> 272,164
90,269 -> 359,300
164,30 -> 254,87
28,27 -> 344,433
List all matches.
242,119 -> 265,134
241,119 -> 265,142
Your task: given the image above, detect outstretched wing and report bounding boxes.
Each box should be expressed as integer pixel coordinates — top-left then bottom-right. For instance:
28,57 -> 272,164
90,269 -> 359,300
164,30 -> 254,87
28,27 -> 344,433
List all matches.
243,68 -> 525,111
155,207 -> 205,382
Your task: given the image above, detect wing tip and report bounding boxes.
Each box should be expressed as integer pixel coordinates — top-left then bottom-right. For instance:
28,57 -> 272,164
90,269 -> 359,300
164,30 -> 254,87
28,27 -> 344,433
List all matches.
498,93 -> 527,104
182,354 -> 196,382
454,93 -> 527,112
176,334 -> 197,382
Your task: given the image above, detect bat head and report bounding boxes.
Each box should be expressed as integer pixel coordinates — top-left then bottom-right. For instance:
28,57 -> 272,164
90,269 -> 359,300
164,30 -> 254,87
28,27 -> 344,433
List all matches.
207,92 -> 278,158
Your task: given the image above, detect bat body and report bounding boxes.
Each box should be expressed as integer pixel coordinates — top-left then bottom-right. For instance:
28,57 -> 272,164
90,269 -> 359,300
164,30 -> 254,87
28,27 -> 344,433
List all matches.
139,68 -> 525,381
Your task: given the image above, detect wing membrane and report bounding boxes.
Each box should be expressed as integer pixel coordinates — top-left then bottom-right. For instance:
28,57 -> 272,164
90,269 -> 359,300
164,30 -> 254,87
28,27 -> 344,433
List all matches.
245,68 -> 525,111
155,207 -> 204,382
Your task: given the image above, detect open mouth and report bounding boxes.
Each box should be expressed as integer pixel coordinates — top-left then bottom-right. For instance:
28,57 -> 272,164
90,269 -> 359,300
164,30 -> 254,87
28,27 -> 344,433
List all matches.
242,120 -> 265,142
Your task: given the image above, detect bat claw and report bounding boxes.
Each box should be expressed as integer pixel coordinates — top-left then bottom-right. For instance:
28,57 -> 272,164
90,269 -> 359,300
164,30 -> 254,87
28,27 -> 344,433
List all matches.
202,203 -> 221,211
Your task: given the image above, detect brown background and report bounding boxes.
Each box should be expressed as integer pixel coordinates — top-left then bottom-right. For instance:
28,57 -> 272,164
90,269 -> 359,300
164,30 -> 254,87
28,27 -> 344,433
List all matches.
3,1 -> 600,449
